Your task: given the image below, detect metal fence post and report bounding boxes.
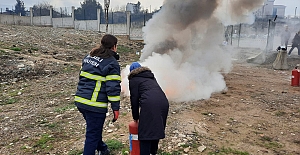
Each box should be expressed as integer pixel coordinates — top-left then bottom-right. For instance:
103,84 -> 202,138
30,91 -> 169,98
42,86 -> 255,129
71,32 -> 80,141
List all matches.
266,15 -> 277,52
230,25 -> 233,45
238,23 -> 242,47
111,11 -> 113,24
143,11 -> 146,26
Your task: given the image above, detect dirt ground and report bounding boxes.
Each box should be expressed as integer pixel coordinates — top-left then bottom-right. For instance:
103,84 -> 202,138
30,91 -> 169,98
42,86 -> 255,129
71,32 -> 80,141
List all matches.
0,25 -> 299,155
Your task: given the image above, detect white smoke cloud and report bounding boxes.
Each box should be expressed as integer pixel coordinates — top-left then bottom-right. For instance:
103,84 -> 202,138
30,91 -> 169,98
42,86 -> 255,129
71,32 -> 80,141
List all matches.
215,0 -> 263,26
121,0 -> 264,102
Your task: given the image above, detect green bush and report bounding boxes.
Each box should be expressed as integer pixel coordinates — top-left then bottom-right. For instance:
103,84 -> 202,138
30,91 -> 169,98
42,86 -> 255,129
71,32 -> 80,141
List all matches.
106,139 -> 124,150
208,147 -> 249,155
33,134 -> 54,149
68,149 -> 83,155
0,98 -> 19,105
10,47 -> 22,51
118,45 -> 132,53
30,47 -> 39,51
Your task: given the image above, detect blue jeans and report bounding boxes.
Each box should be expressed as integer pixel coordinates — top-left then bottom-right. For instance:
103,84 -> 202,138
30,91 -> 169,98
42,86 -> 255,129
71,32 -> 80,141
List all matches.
78,108 -> 107,155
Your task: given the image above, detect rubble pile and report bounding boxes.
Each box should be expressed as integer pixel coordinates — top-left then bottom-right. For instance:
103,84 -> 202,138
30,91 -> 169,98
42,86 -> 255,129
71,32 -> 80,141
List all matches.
0,25 -> 143,83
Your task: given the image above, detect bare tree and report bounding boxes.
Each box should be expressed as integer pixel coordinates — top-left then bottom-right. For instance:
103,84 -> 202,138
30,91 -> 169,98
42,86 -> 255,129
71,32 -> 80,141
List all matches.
113,5 -> 119,11
32,2 -> 52,16
119,5 -> 126,11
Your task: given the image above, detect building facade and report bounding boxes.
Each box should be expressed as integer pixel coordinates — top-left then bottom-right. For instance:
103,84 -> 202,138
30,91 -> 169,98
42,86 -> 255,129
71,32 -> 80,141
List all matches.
254,0 -> 286,18
126,2 -> 141,14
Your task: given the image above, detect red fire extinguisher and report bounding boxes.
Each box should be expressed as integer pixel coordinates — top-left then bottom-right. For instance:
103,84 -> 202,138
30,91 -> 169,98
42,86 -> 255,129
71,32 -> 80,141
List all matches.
291,66 -> 300,86
129,121 -> 140,155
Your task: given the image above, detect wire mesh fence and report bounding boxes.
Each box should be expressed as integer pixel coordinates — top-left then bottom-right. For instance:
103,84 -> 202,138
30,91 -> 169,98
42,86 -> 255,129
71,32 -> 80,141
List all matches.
130,12 -> 153,28
32,7 -> 50,16
52,7 -> 72,18
109,11 -> 127,24
224,16 -> 300,52
99,11 -> 127,24
74,8 -> 98,20
129,12 -> 153,40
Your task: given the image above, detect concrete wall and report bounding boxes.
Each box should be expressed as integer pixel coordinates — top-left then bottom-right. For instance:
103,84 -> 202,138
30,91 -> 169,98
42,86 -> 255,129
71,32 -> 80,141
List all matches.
32,16 -> 52,26
130,27 -> 143,40
100,24 -> 127,34
0,8 -> 143,40
74,20 -> 99,31
0,14 -> 31,25
53,18 -> 74,28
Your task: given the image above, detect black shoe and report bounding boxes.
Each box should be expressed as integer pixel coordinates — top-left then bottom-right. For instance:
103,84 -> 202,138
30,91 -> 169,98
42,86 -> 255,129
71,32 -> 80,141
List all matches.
98,149 -> 110,155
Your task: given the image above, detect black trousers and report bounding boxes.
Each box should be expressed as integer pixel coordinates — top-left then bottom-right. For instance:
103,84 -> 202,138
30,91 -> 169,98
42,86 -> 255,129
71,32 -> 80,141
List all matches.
288,45 -> 300,55
140,140 -> 159,155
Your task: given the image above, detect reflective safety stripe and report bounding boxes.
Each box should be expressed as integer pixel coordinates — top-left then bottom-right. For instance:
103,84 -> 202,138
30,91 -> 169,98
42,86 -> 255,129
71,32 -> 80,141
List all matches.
80,71 -> 120,82
80,71 -> 106,81
91,81 -> 102,102
108,96 -> 120,102
78,70 -> 120,106
75,96 -> 108,108
106,75 -> 121,81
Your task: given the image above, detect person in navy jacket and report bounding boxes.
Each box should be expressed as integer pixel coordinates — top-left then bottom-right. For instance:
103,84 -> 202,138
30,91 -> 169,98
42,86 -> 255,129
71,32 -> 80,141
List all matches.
75,34 -> 121,155
128,62 -> 169,155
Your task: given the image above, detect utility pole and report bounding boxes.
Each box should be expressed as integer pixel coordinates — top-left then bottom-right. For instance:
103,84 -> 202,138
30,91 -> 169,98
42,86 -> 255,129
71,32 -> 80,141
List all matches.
104,0 -> 110,33
262,6 -> 264,18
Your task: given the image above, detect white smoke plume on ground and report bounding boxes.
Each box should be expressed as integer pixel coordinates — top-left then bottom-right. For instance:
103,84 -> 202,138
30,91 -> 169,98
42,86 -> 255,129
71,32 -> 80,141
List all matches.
121,0 -> 264,102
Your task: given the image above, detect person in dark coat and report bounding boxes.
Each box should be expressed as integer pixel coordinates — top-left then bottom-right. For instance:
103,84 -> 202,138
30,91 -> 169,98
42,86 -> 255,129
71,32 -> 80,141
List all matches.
128,62 -> 169,155
288,30 -> 300,56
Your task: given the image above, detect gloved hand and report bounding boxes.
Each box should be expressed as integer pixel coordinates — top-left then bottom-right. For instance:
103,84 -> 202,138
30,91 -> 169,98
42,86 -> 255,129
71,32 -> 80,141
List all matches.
112,111 -> 119,122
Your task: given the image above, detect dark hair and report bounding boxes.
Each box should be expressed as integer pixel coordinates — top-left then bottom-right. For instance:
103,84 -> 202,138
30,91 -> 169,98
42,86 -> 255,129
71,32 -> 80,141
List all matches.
90,34 -> 118,58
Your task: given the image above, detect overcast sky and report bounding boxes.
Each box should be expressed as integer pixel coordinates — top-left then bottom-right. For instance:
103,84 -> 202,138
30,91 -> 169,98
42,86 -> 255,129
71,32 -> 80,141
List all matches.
0,0 -> 299,16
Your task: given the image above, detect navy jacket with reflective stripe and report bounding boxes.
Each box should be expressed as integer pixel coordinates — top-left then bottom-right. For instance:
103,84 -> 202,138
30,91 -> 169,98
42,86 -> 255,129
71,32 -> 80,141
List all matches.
75,53 -> 121,113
